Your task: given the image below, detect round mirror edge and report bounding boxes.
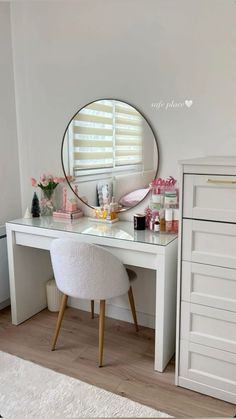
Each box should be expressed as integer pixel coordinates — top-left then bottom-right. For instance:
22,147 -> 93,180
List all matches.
61,98 -> 160,212
61,131 -> 95,210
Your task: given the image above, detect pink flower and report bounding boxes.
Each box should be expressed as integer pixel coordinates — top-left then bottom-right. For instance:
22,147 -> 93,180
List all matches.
40,174 -> 47,183
31,178 -> 37,187
41,180 -> 49,187
31,173 -> 67,191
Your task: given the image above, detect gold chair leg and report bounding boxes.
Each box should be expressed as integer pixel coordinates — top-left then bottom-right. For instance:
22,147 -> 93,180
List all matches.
128,286 -> 139,332
51,294 -> 68,351
98,300 -> 106,367
91,300 -> 94,319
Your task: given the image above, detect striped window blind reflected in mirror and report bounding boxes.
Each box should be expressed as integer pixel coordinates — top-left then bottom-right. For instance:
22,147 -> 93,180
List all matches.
69,100 -> 143,176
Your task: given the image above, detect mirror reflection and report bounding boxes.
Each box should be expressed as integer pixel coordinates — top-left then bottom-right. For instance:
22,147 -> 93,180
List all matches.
62,99 -> 159,211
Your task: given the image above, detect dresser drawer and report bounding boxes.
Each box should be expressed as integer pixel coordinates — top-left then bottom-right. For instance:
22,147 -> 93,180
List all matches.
179,340 -> 236,403
181,261 -> 236,311
183,174 -> 236,222
182,219 -> 236,268
181,301 -> 236,353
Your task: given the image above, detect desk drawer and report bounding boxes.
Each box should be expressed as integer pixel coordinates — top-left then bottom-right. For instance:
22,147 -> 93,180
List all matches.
181,301 -> 236,353
179,340 -> 236,402
181,261 -> 236,311
183,174 -> 236,222
182,219 -> 236,268
15,231 -> 54,250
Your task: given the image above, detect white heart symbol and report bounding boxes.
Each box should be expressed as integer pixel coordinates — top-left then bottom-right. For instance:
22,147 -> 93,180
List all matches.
185,100 -> 193,108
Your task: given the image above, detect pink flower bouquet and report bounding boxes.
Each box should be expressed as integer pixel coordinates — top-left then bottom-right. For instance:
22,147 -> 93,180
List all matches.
31,174 -> 65,199
31,174 -> 75,215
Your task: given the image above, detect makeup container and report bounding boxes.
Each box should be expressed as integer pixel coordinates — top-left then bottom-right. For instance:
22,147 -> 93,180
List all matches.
134,214 -> 146,230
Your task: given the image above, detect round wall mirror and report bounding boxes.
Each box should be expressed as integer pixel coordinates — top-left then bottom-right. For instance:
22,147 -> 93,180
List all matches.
61,99 -> 159,211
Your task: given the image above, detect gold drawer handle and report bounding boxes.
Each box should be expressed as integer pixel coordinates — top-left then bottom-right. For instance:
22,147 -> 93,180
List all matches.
207,179 -> 236,184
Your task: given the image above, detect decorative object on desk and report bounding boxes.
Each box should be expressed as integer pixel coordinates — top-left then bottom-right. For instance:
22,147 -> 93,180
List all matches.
31,192 -> 40,217
53,184 -> 83,220
134,214 -> 146,230
97,181 -> 113,207
41,188 -> 55,216
23,207 -> 31,219
149,176 -> 178,211
145,176 -> 179,233
31,174 -> 70,216
144,206 -> 152,228
62,185 -> 80,211
46,278 -> 63,312
93,202 -> 119,223
53,209 -> 83,220
66,198 -> 78,212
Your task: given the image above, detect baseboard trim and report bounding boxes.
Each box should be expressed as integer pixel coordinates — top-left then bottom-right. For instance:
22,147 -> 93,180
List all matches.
0,298 -> 10,311
68,298 -> 155,329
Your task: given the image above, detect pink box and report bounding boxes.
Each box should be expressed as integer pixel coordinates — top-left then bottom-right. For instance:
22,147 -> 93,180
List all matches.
66,202 -> 78,212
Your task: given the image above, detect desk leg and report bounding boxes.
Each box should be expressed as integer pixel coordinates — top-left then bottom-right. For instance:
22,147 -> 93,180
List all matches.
7,230 -> 53,325
155,239 -> 178,372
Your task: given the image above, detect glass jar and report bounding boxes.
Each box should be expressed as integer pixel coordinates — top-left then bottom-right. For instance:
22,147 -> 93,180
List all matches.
40,189 -> 55,216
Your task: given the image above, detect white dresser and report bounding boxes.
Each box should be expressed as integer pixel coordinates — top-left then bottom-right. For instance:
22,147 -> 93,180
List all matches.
176,156 -> 236,404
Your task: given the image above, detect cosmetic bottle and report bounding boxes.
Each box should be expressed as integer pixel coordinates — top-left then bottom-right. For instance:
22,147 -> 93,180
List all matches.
102,203 -> 109,219
172,209 -> 179,233
154,216 -> 160,233
149,209 -> 158,230
164,187 -> 178,208
149,215 -> 155,231
165,208 -> 173,233
151,190 -> 163,211
110,197 -> 118,220
110,196 -> 118,212
159,209 -> 166,233
106,204 -> 111,221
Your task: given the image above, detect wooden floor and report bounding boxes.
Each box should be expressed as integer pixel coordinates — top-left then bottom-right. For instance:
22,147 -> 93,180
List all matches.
0,306 -> 235,417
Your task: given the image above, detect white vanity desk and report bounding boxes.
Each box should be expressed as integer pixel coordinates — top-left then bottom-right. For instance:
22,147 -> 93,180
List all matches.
6,216 -> 178,372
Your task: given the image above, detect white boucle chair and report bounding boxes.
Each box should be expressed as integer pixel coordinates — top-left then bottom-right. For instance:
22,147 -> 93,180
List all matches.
50,238 -> 139,367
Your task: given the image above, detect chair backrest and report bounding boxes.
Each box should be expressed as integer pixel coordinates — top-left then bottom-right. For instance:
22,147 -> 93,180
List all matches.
50,239 -> 130,300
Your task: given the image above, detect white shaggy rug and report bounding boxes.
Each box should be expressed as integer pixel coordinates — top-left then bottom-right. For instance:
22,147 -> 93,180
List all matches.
0,351 -> 171,417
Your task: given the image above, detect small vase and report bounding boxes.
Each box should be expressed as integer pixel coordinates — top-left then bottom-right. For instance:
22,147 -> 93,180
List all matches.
40,189 -> 55,216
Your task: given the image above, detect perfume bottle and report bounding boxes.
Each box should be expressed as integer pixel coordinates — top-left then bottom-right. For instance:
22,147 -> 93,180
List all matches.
172,209 -> 179,233
159,209 -> 166,233
154,216 -> 160,233
110,196 -> 118,212
165,208 -> 173,233
110,197 -> 118,220
149,215 -> 155,231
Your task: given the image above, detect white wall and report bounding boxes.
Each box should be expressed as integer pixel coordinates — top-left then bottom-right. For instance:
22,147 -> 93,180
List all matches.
0,3 -> 21,226
6,0 -> 236,326
10,0 -> 236,218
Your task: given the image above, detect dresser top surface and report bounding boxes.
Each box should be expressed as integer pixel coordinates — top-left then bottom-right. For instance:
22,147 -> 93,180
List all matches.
179,156 -> 236,166
6,216 -> 178,247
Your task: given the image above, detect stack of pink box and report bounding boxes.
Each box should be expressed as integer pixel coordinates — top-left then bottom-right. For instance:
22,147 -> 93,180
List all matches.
53,186 -> 83,220
53,209 -> 83,220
